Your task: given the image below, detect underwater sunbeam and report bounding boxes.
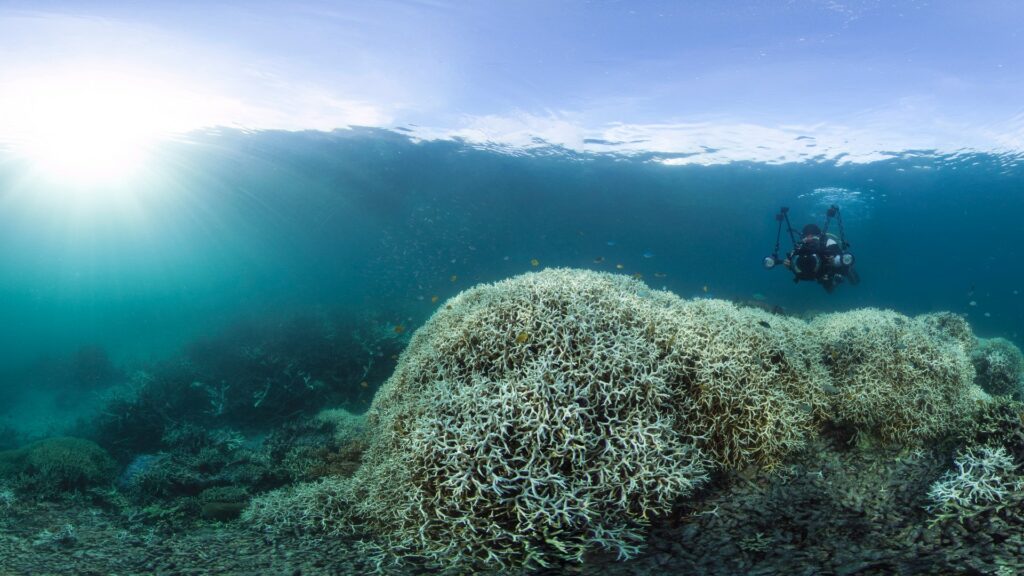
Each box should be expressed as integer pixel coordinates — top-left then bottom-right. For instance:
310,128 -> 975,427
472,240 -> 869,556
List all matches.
2,67 -> 214,190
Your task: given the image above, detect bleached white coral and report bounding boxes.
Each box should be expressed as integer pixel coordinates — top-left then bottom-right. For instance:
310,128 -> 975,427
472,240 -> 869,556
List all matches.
972,337 -> 1024,399
244,269 -> 987,572
314,407 -> 366,445
242,477 -> 355,539
927,446 -> 1020,516
916,311 -> 976,353
351,269 -> 711,570
811,309 -> 975,443
664,298 -> 830,470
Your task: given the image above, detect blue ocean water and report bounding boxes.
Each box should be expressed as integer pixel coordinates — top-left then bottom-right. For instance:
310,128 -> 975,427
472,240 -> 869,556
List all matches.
2,114 -> 1024,576
3,3 -> 1024,572
1,127 -> 1020,378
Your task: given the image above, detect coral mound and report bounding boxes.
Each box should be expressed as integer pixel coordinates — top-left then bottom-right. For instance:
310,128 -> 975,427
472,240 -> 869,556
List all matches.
244,270 -> 986,572
0,437 -> 116,497
811,309 -> 975,443
916,311 -> 977,353
971,337 -> 1024,399
351,269 -> 711,569
665,298 -> 828,470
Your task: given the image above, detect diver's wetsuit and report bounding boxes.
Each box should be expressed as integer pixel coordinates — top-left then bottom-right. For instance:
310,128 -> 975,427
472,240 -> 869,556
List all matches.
766,205 -> 859,293
787,234 -> 855,293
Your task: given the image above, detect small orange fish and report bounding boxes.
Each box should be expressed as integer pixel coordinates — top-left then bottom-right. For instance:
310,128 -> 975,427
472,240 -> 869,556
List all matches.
394,324 -> 406,334
450,275 -> 458,282
530,258 -> 539,267
431,295 -> 439,303
616,263 -> 624,270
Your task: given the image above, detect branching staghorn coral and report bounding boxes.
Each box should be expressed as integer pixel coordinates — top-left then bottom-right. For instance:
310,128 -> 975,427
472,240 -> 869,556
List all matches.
315,407 -> 367,446
242,476 -> 356,539
350,269 -> 711,570
971,337 -> 1024,399
663,298 -> 829,470
927,445 -> 1022,520
243,269 -> 985,572
811,309 -> 975,444
916,311 -> 977,353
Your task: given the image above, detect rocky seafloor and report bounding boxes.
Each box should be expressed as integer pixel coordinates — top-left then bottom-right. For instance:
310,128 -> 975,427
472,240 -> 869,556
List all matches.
3,433 -> 1022,576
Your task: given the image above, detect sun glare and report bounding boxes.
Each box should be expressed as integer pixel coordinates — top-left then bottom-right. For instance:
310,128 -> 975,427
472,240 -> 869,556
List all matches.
2,68 -> 213,188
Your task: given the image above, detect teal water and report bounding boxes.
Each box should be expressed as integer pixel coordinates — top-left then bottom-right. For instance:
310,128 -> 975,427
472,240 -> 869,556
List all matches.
2,127 -> 1021,435
1,128 -> 1020,376
2,3 -> 1023,572
1,126 -> 1023,575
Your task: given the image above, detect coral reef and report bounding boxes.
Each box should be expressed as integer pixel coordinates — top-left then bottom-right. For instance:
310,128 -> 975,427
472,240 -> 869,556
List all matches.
0,484 -> 14,511
0,437 -> 116,497
927,445 -> 1022,520
811,309 -> 975,444
260,409 -> 367,482
198,485 -> 251,520
117,424 -> 281,503
0,269 -> 1017,575
962,397 -> 1024,462
314,407 -> 367,446
972,337 -> 1024,399
242,476 -> 355,539
916,311 -> 977,353
347,269 -> 712,570
665,298 -> 829,469
87,312 -> 402,462
31,523 -> 78,549
242,270 -> 990,572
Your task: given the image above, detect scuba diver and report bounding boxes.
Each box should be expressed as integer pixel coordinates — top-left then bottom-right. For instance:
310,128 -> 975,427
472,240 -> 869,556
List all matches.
763,205 -> 859,293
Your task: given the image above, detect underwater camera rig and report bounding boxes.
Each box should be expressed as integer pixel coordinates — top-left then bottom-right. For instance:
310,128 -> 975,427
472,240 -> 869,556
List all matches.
764,205 -> 857,286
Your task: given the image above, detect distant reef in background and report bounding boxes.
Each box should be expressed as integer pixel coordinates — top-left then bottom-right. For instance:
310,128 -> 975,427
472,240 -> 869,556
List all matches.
3,269 -> 1021,575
